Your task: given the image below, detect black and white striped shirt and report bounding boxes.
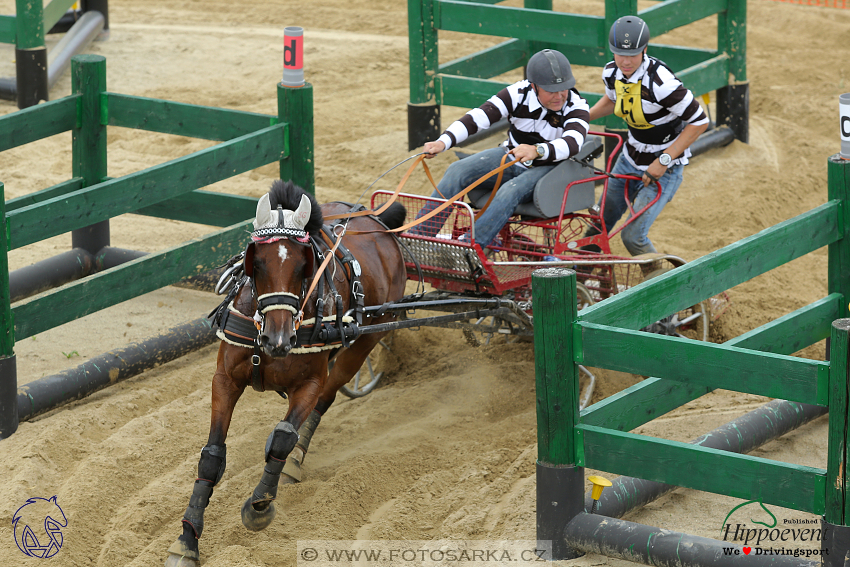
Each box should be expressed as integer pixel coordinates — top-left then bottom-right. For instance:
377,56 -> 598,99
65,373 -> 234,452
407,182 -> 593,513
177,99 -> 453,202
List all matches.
602,55 -> 709,168
437,80 -> 590,169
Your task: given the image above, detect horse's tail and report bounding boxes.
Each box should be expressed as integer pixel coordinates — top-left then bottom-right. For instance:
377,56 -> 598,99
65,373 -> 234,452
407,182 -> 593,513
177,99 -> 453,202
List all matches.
375,202 -> 406,230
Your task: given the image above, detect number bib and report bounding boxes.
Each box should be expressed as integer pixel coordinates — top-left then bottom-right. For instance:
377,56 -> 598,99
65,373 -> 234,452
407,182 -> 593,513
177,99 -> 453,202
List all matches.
614,80 -> 651,130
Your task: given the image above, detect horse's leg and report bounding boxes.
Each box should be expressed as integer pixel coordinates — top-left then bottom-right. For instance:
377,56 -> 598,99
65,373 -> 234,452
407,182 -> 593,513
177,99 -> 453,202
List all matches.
322,332 -> 387,405
280,408 -> 322,484
241,379 -> 321,531
165,366 -> 245,567
279,334 -> 388,484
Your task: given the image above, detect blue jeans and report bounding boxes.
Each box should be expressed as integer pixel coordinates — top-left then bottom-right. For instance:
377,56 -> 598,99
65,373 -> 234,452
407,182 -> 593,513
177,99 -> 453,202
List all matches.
411,147 -> 555,247
598,155 -> 684,256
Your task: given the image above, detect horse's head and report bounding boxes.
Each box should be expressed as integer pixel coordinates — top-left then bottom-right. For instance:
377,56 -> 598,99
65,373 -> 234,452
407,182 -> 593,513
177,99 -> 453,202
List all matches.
246,180 -> 324,358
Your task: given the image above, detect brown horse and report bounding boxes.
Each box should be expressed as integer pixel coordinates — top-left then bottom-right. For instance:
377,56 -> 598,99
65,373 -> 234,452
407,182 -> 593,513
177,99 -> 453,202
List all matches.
165,180 -> 407,567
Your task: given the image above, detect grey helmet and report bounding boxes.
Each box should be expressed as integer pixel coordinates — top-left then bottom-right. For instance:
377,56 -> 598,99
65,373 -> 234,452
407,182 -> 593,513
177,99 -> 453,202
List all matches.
526,49 -> 575,92
609,16 -> 650,56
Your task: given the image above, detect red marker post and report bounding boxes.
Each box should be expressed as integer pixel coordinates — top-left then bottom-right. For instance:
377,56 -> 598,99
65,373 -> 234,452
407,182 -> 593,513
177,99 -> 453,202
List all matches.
278,25 -> 313,193
841,93 -> 850,160
282,26 -> 304,87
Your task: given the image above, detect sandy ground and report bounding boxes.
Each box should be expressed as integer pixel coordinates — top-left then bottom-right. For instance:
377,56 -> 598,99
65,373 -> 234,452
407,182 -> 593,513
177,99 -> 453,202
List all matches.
0,0 -> 849,565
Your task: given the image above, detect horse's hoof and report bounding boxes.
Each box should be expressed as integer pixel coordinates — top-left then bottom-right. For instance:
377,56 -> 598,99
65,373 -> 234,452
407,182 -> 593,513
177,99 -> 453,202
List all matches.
164,552 -> 200,567
241,496 -> 276,531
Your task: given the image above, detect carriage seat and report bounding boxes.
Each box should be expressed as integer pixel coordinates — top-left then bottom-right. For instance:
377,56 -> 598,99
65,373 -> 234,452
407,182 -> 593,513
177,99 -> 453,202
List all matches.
463,135 -> 603,219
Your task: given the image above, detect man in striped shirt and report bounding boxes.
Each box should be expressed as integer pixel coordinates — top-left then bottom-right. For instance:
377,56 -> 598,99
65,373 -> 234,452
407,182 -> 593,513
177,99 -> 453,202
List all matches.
585,15 -> 709,257
411,49 -> 590,248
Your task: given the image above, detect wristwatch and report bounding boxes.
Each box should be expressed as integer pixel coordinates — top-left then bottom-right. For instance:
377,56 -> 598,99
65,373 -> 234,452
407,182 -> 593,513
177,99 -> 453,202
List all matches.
535,143 -> 547,159
658,153 -> 673,167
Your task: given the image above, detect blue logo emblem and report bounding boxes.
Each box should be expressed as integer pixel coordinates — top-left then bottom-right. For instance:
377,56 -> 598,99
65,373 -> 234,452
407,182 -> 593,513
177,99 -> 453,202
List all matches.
12,496 -> 67,558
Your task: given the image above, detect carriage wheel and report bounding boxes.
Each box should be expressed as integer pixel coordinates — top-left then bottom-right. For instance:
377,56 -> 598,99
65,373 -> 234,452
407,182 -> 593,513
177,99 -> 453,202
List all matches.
642,267 -> 710,342
576,282 -> 595,311
339,339 -> 391,398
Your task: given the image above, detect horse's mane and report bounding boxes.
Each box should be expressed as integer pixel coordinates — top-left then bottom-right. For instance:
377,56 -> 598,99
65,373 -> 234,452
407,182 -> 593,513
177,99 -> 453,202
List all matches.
268,179 -> 324,234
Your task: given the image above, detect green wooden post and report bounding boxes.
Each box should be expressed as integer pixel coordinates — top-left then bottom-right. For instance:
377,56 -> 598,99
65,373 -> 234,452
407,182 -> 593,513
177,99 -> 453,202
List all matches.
716,0 -> 748,142
14,0 -> 48,108
0,182 -> 18,438
71,55 -> 110,254
828,154 -> 850,317
600,0 -> 636,156
824,319 -> 850,564
533,268 -> 583,560
278,82 -> 314,196
824,151 -> 850,563
407,0 -> 440,150
524,0 -> 552,56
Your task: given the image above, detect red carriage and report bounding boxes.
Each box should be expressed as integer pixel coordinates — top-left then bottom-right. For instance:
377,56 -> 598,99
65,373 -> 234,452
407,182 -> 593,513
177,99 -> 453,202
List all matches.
341,131 -> 727,397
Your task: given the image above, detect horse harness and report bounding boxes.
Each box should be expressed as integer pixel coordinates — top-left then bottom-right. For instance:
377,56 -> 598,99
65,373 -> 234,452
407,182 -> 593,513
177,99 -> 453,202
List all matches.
209,203 -> 385,393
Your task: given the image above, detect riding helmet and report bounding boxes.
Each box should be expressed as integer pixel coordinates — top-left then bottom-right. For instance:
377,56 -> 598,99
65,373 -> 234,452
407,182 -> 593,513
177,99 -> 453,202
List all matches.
526,49 -> 575,92
608,16 -> 650,56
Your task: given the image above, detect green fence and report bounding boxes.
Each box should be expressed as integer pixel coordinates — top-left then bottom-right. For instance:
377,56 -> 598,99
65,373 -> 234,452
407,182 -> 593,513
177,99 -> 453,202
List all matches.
407,0 -> 748,149
533,152 -> 850,560
0,54 -> 314,437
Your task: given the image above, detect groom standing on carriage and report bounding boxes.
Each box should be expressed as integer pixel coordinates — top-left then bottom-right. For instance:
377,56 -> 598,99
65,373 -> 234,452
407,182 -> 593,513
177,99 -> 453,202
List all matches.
410,49 -> 591,248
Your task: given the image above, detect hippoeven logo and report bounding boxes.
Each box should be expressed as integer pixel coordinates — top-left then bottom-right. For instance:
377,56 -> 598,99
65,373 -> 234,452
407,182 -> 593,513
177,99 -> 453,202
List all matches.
12,496 -> 67,558
720,500 -> 826,549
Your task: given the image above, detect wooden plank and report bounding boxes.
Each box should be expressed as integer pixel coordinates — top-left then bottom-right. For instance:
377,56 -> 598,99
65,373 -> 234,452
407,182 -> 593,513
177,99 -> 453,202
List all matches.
645,44 -> 717,73
43,0 -> 76,32
12,221 -> 251,340
7,124 -> 285,250
639,0 -> 726,38
581,295 -> 839,430
580,377 -> 711,431
579,201 -> 841,330
533,268 -> 579,465
106,93 -> 275,142
578,424 -> 826,514
0,15 -> 15,44
437,1 -> 603,48
5,178 -> 83,212
0,96 -> 77,152
438,75 -> 508,108
579,322 -> 827,405
731,293 -> 840,355
439,39 -> 529,79
676,54 -> 730,98
134,190 -> 258,226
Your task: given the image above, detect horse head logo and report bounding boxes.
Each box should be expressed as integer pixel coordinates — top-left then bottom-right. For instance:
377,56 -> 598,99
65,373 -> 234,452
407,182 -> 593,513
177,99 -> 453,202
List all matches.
720,499 -> 777,538
12,496 -> 67,558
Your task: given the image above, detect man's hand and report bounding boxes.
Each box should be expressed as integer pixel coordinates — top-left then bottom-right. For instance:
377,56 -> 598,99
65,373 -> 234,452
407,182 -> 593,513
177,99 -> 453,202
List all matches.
642,159 -> 667,186
423,140 -> 446,159
509,144 -> 539,164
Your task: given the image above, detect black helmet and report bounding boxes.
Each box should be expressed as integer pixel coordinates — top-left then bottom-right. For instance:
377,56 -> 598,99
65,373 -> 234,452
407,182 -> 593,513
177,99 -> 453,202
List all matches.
609,16 -> 650,56
526,49 -> 575,92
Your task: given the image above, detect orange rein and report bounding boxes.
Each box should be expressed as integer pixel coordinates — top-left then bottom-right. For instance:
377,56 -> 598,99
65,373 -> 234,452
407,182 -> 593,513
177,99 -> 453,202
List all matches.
323,152 -> 520,234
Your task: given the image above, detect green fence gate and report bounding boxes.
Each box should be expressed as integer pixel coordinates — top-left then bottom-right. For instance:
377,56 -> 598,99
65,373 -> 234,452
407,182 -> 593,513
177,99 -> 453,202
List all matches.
0,54 -> 314,438
407,0 -> 748,151
533,151 -> 850,565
